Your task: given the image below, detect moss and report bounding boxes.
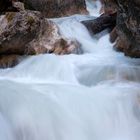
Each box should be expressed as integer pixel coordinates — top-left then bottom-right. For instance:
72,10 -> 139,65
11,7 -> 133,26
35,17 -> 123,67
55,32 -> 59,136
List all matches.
5,12 -> 16,22
27,16 -> 34,25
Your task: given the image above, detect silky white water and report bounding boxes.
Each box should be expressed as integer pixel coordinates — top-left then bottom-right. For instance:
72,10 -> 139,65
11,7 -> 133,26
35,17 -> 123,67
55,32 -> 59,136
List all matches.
0,1 -> 140,140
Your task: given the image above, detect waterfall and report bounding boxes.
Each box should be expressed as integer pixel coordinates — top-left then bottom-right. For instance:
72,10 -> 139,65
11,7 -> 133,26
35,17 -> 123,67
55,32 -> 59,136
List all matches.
0,1 -> 140,140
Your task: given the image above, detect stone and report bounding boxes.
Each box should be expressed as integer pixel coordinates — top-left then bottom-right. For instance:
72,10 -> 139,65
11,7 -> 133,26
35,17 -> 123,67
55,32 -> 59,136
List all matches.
0,55 -> 21,68
28,20 -> 81,55
103,0 -> 140,57
0,11 -> 81,56
12,1 -> 25,11
21,0 -> 88,18
110,26 -> 118,43
82,13 -> 116,35
116,0 -> 140,57
100,0 -> 117,14
0,11 -> 42,55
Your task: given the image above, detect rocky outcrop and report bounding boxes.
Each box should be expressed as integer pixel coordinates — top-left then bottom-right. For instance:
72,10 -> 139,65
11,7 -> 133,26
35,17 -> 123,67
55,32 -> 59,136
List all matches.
116,0 -> 140,57
0,10 -> 81,68
102,0 -> 140,57
1,0 -> 87,17
0,0 -> 84,68
0,11 -> 80,55
0,11 -> 42,55
20,0 -> 88,18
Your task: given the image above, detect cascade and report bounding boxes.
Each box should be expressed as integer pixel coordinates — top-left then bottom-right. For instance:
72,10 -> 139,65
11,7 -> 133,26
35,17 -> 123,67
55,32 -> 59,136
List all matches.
0,1 -> 140,140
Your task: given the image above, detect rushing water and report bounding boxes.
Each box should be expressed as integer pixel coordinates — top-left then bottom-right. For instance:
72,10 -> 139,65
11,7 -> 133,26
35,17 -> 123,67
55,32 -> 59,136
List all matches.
0,1 -> 140,140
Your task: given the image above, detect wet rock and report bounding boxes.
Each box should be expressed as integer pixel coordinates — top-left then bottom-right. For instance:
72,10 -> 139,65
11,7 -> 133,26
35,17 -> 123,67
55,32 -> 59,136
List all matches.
110,26 -> 118,43
114,35 -> 128,52
0,11 -> 81,56
115,0 -> 140,57
0,55 -> 21,68
82,13 -> 116,35
114,35 -> 140,58
104,0 -> 140,57
21,0 -> 88,18
28,20 -> 81,55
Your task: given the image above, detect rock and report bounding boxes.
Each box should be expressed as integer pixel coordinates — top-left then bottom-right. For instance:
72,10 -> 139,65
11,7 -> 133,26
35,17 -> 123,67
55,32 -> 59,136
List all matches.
28,20 -> 81,55
0,55 -> 21,68
0,11 -> 42,55
110,26 -> 118,43
115,0 -> 140,57
104,0 -> 140,57
114,36 -> 128,52
21,0 -> 88,18
0,11 -> 81,56
82,13 -> 116,35
100,0 -> 117,14
114,35 -> 140,58
12,1 -> 25,11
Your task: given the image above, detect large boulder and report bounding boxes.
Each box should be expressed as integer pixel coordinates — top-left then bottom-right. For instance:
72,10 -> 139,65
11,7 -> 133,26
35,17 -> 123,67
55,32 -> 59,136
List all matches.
116,0 -> 140,57
0,11 -> 42,55
103,0 -> 140,57
0,11 -> 81,56
82,13 -> 116,35
21,0 -> 88,17
28,19 -> 81,55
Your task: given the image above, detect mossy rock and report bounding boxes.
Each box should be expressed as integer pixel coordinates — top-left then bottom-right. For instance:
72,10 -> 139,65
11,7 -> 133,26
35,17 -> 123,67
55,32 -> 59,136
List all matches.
27,16 -> 35,25
5,12 -> 16,23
